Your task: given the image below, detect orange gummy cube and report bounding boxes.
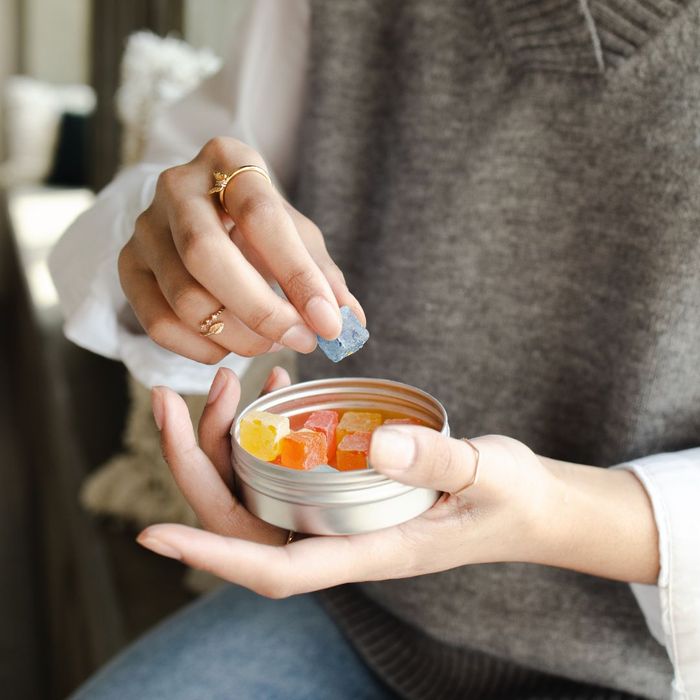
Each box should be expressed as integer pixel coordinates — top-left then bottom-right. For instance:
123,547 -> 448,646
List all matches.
336,432 -> 372,471
280,430 -> 327,470
304,410 -> 339,461
336,411 -> 382,445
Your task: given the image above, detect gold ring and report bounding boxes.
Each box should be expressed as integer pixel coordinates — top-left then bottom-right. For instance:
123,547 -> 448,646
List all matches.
199,306 -> 225,337
208,166 -> 273,215
459,438 -> 480,490
286,530 -> 296,545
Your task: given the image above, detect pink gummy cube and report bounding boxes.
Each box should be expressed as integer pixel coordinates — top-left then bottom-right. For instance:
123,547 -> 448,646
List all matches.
336,431 -> 372,471
304,410 -> 339,461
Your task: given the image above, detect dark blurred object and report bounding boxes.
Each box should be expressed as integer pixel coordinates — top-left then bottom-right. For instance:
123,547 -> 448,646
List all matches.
2,179 -> 192,697
0,191 -> 43,700
89,0 -> 183,191
45,112 -> 90,188
2,2 -> 197,697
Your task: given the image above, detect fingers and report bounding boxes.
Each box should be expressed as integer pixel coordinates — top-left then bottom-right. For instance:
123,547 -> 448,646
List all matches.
197,368 -> 241,488
132,221 -> 277,357
315,257 -> 366,327
369,426 -> 479,493
168,194 -> 319,353
126,137 -> 365,361
261,365 -> 291,394
153,384 -> 283,544
285,205 -> 366,326
223,172 -> 342,340
137,523 -> 409,598
119,247 -> 227,365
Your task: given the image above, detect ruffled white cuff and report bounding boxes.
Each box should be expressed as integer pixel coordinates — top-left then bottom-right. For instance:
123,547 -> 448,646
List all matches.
48,162 -> 251,393
618,448 -> 700,700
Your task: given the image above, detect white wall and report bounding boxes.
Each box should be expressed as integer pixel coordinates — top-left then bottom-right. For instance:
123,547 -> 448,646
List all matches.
184,0 -> 252,58
23,0 -> 91,84
0,0 -> 19,159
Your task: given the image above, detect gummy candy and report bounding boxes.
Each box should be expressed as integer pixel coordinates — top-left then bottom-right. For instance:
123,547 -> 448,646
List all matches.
336,411 -> 382,445
317,306 -> 369,363
304,410 -> 339,461
240,410 -> 290,461
280,430 -> 328,470
337,432 -> 372,471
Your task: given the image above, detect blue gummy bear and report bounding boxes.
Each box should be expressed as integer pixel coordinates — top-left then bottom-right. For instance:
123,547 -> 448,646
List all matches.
310,464 -> 338,473
317,306 -> 369,363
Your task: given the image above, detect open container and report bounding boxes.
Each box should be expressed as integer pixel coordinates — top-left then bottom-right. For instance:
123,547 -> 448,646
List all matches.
231,377 -> 449,535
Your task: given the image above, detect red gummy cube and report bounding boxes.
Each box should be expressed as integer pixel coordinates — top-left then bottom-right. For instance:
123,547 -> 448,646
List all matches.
336,432 -> 372,471
304,410 -> 339,461
280,430 -> 327,470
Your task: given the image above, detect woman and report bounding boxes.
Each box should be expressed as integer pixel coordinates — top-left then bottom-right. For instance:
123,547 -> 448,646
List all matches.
51,1 -> 700,698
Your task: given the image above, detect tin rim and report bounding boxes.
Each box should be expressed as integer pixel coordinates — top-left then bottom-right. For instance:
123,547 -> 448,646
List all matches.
232,376 -> 449,481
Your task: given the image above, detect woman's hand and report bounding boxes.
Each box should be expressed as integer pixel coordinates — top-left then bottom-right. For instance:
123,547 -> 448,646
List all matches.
140,371 -> 660,596
149,366 -> 291,546
119,137 -> 364,364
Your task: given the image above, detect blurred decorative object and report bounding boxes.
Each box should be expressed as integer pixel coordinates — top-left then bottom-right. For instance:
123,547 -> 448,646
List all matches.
80,350 -> 297,528
89,0 -> 184,189
116,31 -> 221,165
0,76 -> 95,187
75,29 -> 223,531
81,376 -> 201,529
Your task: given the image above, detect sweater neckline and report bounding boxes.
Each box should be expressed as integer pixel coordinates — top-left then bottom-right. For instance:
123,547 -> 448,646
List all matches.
487,0 -> 689,74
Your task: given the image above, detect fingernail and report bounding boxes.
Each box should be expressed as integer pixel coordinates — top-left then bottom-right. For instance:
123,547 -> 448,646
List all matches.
280,324 -> 318,353
370,428 -> 416,471
207,367 -> 227,405
267,342 -> 283,353
137,534 -> 182,561
151,387 -> 164,430
305,296 -> 341,340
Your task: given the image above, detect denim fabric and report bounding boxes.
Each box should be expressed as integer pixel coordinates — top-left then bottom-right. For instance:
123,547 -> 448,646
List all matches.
71,584 -> 396,700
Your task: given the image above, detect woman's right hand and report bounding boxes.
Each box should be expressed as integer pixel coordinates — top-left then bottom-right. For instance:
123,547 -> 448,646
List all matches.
118,137 -> 365,364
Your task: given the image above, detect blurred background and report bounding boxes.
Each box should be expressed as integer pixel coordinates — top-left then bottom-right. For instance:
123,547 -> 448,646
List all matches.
0,2 -> 259,698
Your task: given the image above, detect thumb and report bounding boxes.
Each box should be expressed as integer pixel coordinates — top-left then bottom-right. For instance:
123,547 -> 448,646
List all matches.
369,425 -> 479,493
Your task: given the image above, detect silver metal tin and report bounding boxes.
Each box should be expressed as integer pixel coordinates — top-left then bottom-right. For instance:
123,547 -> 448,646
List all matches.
231,377 -> 449,535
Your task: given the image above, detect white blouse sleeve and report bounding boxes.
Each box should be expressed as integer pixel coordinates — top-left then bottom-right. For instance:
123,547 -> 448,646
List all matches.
619,448 -> 700,700
48,0 -> 310,393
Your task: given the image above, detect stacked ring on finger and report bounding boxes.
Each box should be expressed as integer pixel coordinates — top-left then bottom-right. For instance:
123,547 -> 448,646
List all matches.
460,438 -> 480,489
200,306 -> 226,337
209,166 -> 273,216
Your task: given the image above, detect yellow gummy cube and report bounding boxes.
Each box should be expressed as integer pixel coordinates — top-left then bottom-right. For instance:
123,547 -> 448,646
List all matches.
336,411 -> 383,445
240,410 -> 290,461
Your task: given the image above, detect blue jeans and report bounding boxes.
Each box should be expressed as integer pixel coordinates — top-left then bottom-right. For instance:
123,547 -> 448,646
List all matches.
71,584 -> 396,700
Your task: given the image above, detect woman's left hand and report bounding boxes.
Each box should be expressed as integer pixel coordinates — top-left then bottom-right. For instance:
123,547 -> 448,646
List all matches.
139,374 -> 660,597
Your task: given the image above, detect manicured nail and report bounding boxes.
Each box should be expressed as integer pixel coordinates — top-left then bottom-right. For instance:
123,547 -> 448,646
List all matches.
370,428 -> 416,471
137,534 -> 182,561
305,296 -> 342,340
207,368 -> 227,405
267,342 -> 284,353
151,387 -> 164,430
280,324 -> 318,353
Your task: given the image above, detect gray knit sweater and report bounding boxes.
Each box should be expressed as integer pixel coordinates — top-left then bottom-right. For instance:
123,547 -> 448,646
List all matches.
296,0 -> 700,698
